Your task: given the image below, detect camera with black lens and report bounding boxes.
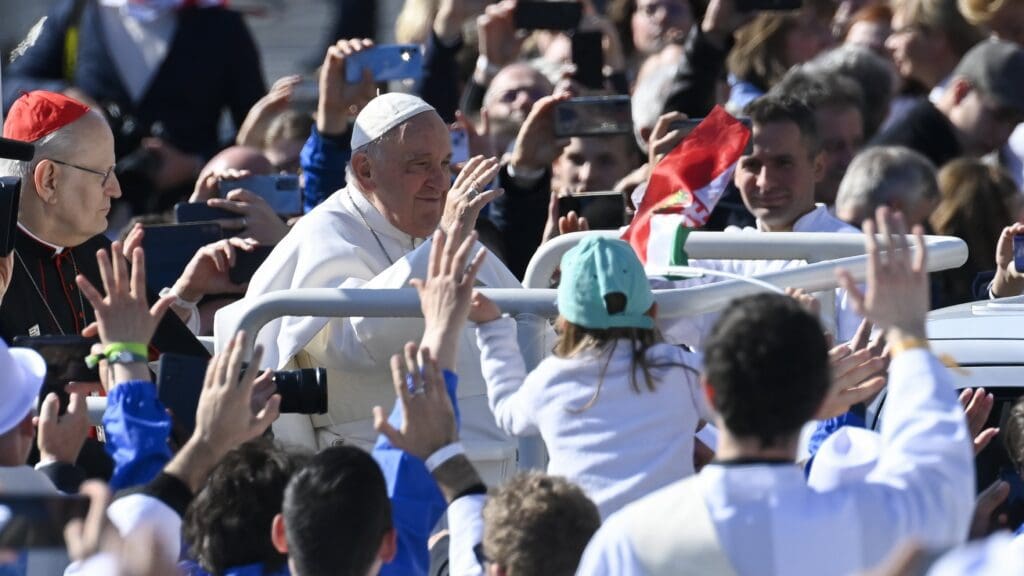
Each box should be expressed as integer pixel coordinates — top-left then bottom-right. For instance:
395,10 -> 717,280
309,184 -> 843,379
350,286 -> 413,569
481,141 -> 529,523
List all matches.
273,368 -> 328,415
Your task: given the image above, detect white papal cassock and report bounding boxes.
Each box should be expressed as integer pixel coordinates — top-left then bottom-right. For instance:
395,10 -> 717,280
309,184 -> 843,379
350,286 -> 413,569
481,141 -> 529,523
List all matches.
215,185 -> 533,479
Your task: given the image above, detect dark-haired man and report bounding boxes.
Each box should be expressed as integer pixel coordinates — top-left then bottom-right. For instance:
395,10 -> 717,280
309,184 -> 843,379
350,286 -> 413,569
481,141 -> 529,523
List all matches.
578,209 -> 975,575
872,39 -> 1024,168
659,95 -> 861,347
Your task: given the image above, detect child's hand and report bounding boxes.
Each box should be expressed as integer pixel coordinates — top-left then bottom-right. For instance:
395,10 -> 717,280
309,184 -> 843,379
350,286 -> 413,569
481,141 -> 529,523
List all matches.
469,291 -> 502,324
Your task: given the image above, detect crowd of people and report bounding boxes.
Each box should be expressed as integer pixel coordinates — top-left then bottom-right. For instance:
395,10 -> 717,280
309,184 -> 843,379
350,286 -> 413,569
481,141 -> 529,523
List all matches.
0,0 -> 1022,574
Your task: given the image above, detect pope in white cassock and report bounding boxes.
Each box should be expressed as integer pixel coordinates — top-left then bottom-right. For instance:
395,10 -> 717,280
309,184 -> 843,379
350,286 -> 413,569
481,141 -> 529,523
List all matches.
216,93 -> 529,479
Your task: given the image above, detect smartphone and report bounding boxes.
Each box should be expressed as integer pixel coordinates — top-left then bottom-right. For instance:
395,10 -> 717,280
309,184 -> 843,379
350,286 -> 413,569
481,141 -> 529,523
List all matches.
558,195 -> 582,219
174,202 -> 240,224
12,335 -> 98,417
571,30 -> 604,90
12,335 -> 100,387
669,117 -> 754,154
735,0 -> 802,11
219,175 -> 302,217
1014,235 -> 1024,275
0,177 -> 20,256
345,44 -> 423,84
141,223 -> 224,292
554,95 -> 633,138
514,1 -> 583,30
228,245 -> 274,285
0,495 -> 89,548
156,354 -> 210,438
450,128 -> 470,166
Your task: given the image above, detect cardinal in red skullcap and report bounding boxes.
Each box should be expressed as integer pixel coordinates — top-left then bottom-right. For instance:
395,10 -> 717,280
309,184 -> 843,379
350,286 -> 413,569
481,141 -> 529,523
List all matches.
0,90 -> 208,483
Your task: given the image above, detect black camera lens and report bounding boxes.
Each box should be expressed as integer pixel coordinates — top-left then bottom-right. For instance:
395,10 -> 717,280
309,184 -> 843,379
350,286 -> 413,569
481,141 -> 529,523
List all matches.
273,368 -> 328,414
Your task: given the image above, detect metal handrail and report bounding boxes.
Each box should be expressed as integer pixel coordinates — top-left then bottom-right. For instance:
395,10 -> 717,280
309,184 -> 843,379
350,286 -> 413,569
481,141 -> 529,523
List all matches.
222,232 -> 967,354
86,232 -> 968,430
523,230 -> 960,287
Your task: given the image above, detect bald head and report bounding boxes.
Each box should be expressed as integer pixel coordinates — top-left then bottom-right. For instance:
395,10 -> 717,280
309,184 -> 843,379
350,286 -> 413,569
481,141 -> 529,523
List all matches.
202,146 -> 274,176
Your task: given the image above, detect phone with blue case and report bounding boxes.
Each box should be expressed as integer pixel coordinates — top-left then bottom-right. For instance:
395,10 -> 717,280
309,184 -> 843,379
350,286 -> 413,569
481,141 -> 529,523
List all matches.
218,174 -> 302,216
345,45 -> 423,84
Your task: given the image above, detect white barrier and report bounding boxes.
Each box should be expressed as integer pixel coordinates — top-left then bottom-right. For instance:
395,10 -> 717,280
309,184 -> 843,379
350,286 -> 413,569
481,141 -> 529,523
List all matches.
88,231 -> 969,457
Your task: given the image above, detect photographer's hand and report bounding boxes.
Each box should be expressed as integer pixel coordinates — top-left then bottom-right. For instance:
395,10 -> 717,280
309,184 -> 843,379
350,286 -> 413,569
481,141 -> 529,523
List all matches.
509,93 -> 572,174
318,39 -> 377,135
990,223 -> 1024,297
36,392 -> 89,465
164,333 -> 280,492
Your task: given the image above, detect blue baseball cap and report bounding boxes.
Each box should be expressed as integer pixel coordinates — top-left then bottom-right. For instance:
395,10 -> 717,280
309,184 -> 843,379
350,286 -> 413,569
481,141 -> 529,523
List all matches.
558,236 -> 654,330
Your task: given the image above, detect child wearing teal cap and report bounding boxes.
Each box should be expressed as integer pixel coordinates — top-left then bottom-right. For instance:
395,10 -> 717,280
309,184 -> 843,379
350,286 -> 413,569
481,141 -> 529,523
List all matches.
424,234 -> 712,519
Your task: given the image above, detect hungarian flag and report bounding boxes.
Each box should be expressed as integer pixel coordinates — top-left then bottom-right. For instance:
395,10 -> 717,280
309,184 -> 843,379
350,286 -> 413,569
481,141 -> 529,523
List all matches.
622,106 -> 751,269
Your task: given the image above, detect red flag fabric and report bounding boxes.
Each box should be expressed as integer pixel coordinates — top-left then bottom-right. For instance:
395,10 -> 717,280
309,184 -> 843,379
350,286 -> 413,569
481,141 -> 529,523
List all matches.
622,106 -> 751,265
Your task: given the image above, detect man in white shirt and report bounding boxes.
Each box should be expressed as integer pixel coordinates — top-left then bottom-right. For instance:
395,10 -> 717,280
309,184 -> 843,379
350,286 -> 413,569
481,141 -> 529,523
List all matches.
659,95 -> 862,348
576,208 -> 975,576
216,43 -> 527,481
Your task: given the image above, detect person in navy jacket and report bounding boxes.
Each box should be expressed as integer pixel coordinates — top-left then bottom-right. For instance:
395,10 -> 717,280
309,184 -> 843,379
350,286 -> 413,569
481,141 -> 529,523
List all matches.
4,0 -> 266,208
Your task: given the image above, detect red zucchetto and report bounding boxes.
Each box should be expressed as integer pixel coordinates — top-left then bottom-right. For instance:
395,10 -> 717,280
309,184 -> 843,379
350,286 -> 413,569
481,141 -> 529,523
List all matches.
3,91 -> 91,143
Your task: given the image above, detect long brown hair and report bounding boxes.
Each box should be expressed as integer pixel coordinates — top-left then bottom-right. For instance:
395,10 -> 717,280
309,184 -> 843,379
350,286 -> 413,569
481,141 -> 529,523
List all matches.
553,294 -> 696,411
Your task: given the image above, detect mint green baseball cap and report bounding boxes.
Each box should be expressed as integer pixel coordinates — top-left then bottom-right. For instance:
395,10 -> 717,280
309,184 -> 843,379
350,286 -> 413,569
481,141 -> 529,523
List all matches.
557,236 -> 655,330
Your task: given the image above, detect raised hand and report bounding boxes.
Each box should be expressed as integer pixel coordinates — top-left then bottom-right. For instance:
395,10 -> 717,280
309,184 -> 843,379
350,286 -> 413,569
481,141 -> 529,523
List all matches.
77,240 -> 175,346
190,168 -> 254,204
373,343 -> 457,460
469,291 -> 502,324
816,344 -> 887,419
36,392 -> 89,465
170,237 -> 259,303
541,189 -> 589,245
475,0 -> 519,83
411,228 -> 487,369
509,93 -> 572,174
837,207 -> 929,341
441,155 -> 503,246
647,111 -> 688,168
959,387 -> 999,455
192,334 -> 280,459
318,39 -> 377,135
990,222 -> 1024,297
236,75 -> 302,148
206,188 -> 290,245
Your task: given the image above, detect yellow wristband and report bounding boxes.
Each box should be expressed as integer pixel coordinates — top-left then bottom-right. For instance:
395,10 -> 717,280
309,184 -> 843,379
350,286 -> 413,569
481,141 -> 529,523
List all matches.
889,337 -> 929,357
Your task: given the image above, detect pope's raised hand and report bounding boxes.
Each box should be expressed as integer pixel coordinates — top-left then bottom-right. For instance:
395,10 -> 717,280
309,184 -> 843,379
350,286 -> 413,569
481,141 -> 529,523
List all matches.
441,155 -> 503,246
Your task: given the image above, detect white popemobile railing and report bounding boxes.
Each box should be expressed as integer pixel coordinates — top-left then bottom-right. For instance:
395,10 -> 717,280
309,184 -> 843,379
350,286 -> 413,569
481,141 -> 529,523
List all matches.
87,231 -> 969,469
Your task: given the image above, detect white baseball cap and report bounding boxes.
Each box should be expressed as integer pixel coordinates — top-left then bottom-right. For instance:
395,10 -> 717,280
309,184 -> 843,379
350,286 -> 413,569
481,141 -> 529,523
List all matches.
351,93 -> 437,150
0,339 -> 46,435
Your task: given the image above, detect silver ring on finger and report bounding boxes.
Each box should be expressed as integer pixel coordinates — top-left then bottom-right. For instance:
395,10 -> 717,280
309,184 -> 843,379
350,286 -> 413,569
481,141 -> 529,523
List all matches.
409,386 -> 426,397
241,217 -> 249,229
467,187 -> 480,200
